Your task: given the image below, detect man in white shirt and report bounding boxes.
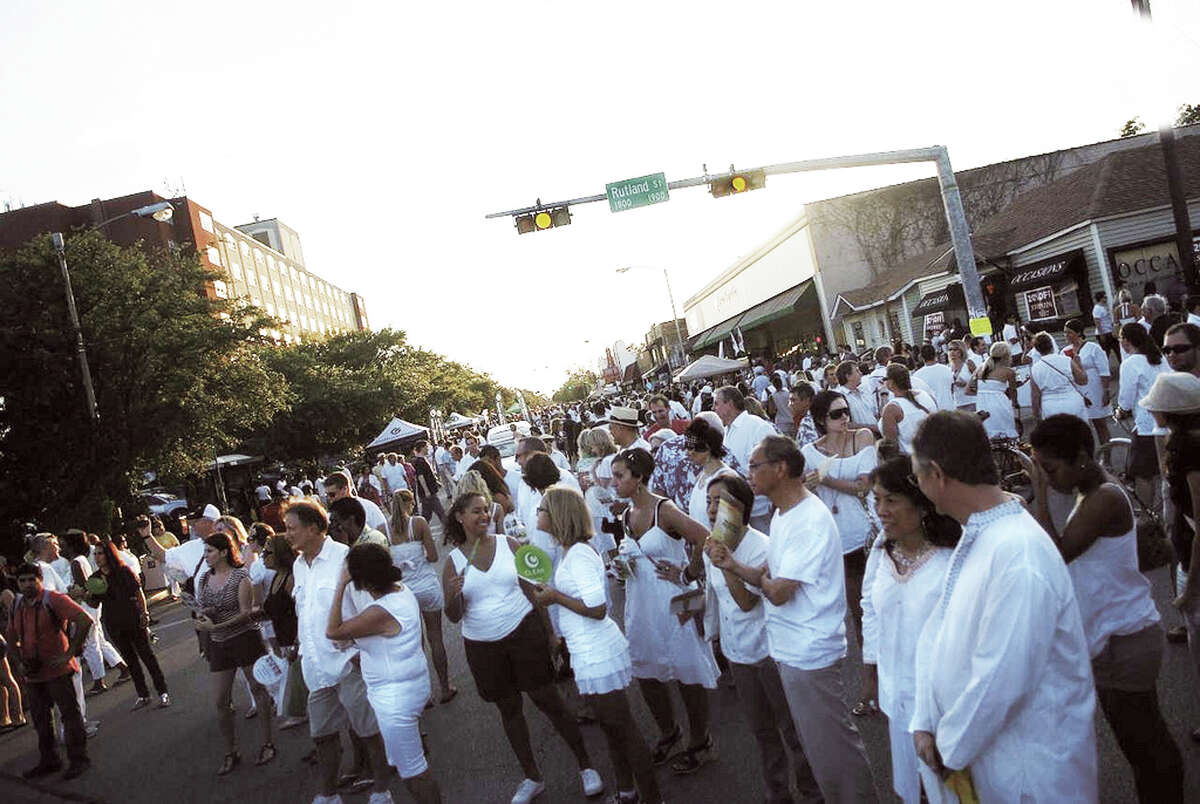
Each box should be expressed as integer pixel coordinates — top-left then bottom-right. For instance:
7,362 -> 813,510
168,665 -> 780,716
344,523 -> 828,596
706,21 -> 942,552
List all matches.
908,411 -> 1097,801
283,500 -> 392,804
514,437 -> 581,527
751,365 -> 772,401
711,436 -> 875,801
606,406 -> 652,453
865,346 -> 893,412
833,361 -> 878,433
453,435 -> 483,481
254,480 -> 272,504
1092,291 -> 1120,361
700,474 -> 820,803
322,472 -> 390,539
912,344 -> 955,411
714,387 -> 779,533
380,453 -> 408,500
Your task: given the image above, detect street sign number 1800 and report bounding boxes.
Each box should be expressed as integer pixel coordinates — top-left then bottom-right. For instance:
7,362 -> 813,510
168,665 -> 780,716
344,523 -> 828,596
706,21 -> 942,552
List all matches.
606,172 -> 669,213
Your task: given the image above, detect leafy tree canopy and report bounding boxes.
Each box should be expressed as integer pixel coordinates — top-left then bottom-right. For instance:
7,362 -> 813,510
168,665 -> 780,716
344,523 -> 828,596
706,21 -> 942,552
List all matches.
1121,104 -> 1200,137
552,368 -> 599,402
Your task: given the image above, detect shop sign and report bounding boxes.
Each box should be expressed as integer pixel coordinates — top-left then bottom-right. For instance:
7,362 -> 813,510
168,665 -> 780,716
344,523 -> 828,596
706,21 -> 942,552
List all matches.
1010,258 -> 1069,290
923,311 -> 946,337
1025,285 -> 1059,321
1111,236 -> 1198,299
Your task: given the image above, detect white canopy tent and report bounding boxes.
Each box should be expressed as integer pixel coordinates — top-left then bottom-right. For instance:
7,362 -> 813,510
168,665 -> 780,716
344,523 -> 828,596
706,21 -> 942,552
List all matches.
673,354 -> 749,382
444,412 -> 478,430
366,417 -> 430,452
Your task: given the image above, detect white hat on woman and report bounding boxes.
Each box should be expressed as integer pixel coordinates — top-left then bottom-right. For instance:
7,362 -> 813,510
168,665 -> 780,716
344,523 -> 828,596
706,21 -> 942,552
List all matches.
1140,372 -> 1200,414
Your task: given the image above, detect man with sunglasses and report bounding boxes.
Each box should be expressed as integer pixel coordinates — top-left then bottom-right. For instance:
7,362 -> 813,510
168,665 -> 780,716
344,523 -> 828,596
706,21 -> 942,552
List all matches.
1163,322 -> 1200,377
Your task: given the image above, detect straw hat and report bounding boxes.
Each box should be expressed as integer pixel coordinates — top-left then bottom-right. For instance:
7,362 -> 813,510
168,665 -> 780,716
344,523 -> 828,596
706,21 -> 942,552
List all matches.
605,406 -> 641,428
1139,372 -> 1200,414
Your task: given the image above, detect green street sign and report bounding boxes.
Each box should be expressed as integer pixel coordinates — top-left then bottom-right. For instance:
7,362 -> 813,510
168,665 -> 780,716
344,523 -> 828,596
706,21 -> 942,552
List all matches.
606,172 -> 669,213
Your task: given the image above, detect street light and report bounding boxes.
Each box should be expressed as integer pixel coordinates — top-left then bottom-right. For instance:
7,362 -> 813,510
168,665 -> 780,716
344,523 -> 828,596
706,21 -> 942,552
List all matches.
616,265 -> 687,371
49,201 -> 177,424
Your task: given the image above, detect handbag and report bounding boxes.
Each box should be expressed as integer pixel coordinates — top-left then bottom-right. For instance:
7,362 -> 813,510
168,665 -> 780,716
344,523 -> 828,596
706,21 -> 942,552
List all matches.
281,657 -> 309,718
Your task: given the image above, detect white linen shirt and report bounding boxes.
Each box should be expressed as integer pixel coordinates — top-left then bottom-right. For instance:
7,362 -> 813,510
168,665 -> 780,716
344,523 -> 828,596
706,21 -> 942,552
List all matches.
763,495 -> 847,670
911,501 -> 1097,803
835,383 -> 877,427
913,363 -> 955,411
702,527 -> 770,665
358,496 -> 391,539
723,410 -> 779,518
293,537 -> 360,690
1117,353 -> 1167,435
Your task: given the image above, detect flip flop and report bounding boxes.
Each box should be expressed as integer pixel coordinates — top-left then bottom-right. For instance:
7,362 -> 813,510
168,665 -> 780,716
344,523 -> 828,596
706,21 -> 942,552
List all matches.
438,687 -> 458,705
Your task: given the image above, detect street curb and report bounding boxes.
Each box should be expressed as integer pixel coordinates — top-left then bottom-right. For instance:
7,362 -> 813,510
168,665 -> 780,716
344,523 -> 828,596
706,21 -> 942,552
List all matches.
0,772 -> 106,804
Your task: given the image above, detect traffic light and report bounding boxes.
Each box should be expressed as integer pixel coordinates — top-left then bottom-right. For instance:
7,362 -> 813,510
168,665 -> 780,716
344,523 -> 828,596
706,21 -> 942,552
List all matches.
710,169 -> 766,198
515,206 -> 572,234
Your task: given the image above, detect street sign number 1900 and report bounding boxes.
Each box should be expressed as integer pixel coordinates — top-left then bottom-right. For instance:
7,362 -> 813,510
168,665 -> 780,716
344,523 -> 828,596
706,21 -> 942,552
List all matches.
606,172 -> 669,213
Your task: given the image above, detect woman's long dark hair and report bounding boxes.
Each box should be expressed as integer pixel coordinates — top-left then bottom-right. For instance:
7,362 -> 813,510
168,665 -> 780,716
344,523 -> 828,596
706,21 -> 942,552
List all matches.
870,456 -> 960,548
1120,322 -> 1163,365
1163,412 -> 1200,516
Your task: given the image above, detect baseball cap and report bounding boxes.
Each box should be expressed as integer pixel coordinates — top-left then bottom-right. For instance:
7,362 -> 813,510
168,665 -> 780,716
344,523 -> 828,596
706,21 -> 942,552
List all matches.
186,503 -> 221,521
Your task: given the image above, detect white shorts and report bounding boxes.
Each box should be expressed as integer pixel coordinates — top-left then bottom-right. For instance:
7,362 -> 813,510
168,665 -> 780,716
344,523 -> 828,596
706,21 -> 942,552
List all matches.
367,678 -> 431,778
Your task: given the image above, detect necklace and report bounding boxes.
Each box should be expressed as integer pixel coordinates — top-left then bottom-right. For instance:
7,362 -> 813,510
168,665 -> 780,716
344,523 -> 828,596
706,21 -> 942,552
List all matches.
888,539 -> 933,576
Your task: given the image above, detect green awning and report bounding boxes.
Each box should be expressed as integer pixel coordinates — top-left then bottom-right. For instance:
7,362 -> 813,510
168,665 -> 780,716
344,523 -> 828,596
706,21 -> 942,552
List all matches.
738,282 -> 812,331
692,313 -> 744,349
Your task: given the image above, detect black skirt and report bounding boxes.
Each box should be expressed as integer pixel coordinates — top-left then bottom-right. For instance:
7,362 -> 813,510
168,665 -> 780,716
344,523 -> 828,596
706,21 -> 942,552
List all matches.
206,628 -> 266,673
463,612 -> 555,703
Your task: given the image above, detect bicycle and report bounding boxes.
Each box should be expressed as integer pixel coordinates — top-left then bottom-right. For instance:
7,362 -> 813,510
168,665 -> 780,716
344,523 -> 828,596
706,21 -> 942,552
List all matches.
989,436 -> 1033,502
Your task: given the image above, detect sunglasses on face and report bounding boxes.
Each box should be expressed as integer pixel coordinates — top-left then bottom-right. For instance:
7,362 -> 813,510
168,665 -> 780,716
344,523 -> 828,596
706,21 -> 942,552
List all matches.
1163,343 -> 1197,355
827,407 -> 850,420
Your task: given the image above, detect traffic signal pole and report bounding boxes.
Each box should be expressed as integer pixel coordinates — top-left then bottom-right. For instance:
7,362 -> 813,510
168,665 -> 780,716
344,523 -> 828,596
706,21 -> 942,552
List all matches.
488,145 -> 989,336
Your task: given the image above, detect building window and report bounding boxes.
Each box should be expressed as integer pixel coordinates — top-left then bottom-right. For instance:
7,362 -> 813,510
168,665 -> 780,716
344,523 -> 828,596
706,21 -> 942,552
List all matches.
852,321 -> 866,348
245,267 -> 256,286
206,246 -> 222,267
213,279 -> 228,299
230,261 -> 243,281
266,302 -> 276,317
198,211 -> 214,233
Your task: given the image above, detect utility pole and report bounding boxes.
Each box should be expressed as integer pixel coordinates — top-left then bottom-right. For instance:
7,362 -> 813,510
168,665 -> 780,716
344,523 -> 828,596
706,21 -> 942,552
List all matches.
51,233 -> 99,423
661,267 -> 687,368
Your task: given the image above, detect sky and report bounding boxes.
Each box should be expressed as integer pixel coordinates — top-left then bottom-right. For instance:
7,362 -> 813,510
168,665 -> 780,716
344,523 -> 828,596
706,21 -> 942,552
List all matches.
2,0 -> 1198,395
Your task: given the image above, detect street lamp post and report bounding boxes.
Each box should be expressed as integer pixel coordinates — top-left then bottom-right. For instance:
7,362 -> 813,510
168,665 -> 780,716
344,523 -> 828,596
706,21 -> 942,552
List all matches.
52,201 -> 176,424
616,265 -> 687,370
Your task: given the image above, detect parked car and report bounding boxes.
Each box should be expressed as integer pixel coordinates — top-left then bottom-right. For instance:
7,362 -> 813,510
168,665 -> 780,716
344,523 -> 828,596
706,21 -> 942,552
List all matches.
486,421 -> 531,473
140,490 -> 189,519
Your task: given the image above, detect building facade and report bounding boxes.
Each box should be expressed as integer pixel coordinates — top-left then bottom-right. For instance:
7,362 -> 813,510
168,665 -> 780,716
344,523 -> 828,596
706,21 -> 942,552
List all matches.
0,190 -> 368,345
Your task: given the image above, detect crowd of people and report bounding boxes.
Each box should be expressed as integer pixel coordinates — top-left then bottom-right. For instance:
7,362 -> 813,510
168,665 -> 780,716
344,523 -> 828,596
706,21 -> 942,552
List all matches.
2,299 -> 1199,803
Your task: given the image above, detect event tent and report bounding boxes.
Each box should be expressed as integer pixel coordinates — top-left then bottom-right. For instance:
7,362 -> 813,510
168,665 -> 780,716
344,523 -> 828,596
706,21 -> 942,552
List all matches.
673,354 -> 749,382
444,412 -> 477,430
366,417 -> 429,452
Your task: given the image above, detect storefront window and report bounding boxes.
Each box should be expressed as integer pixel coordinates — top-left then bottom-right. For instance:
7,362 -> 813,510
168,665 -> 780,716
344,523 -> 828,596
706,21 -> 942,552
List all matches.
852,320 -> 865,348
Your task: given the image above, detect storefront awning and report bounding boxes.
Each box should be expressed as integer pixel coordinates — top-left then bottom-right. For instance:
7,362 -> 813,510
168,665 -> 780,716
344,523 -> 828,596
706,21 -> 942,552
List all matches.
692,313 -> 744,349
738,282 -> 813,332
1008,250 -> 1081,291
622,362 -> 642,383
910,284 -> 966,317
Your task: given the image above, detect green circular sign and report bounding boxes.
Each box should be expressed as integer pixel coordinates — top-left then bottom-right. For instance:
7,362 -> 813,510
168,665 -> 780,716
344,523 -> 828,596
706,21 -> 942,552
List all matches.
514,544 -> 553,585
85,575 -> 108,595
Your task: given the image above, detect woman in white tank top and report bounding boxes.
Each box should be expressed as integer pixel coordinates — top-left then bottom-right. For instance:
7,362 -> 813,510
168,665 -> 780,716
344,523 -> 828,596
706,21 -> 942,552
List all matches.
389,489 -> 456,705
1029,415 -> 1183,802
327,543 -> 441,803
441,492 -> 602,803
879,364 -> 935,455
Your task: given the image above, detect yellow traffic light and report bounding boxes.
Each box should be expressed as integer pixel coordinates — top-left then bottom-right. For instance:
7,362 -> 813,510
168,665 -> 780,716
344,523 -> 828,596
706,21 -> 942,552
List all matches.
515,206 -> 572,234
710,169 -> 766,198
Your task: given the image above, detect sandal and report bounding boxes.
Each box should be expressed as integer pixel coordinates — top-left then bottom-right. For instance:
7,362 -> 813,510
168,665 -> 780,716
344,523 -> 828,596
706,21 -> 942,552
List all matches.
217,751 -> 241,776
650,725 -> 682,766
670,734 -> 717,775
255,743 -> 277,766
438,686 -> 459,704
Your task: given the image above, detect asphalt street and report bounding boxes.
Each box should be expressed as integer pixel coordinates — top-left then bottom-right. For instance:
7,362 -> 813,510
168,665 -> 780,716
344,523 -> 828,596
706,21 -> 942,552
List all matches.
2,515 -> 1198,804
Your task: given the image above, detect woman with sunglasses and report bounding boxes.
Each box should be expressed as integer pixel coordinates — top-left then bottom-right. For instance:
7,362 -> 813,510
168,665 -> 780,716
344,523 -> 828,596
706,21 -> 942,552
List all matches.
858,456 -> 957,803
683,413 -> 732,526
530,487 -> 661,804
800,392 -> 877,659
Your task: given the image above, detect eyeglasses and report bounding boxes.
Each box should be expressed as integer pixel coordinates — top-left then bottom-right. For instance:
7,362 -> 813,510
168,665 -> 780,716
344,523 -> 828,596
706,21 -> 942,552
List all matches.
1163,343 -> 1197,355
827,408 -> 850,420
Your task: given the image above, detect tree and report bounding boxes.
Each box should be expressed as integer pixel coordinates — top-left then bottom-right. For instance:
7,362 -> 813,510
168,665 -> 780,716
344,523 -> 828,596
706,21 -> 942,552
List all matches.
0,233 -> 289,534
1120,117 -> 1147,138
248,329 -> 505,463
552,368 -> 599,402
1176,103 -> 1200,126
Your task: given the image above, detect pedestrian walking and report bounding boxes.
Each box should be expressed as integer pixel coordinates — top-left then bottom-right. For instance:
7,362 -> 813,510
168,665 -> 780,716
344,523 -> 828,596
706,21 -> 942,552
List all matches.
327,543 -> 443,804
530,486 -> 661,804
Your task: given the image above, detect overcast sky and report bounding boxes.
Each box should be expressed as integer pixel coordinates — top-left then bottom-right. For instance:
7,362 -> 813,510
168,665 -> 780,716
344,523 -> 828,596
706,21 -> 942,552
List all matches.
3,1 -> 1197,394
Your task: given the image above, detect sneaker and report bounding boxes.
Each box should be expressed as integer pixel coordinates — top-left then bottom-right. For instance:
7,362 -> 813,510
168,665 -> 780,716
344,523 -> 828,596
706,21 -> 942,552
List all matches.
23,762 -> 62,779
115,667 -> 132,684
86,680 -> 109,697
157,693 -> 172,708
580,768 -> 604,797
511,778 -> 546,804
62,760 -> 91,780
131,697 -> 151,711
669,734 -> 717,775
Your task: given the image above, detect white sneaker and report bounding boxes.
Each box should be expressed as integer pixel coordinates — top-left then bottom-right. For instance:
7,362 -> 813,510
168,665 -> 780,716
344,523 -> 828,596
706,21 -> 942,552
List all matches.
367,793 -> 394,804
580,768 -> 604,796
511,778 -> 545,804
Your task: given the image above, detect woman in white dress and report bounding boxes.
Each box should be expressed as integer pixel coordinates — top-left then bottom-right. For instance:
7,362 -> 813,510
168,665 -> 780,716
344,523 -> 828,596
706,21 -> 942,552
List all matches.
879,364 -> 936,455
530,487 -> 662,804
801,391 -> 877,654
1063,319 -> 1112,443
1029,331 -> 1089,425
969,341 -> 1020,439
683,414 -> 732,525
327,543 -> 442,804
859,457 -> 956,804
389,490 -> 456,705
947,340 -> 977,411
612,448 -> 719,775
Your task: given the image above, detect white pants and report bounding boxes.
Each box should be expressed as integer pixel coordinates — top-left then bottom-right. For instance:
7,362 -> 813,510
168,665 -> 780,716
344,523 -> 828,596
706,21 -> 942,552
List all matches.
887,713 -> 945,803
367,678 -> 430,779
80,603 -> 124,680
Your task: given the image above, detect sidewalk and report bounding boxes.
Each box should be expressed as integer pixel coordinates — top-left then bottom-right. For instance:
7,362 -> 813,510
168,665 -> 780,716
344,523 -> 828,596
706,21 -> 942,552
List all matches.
0,773 -> 102,804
